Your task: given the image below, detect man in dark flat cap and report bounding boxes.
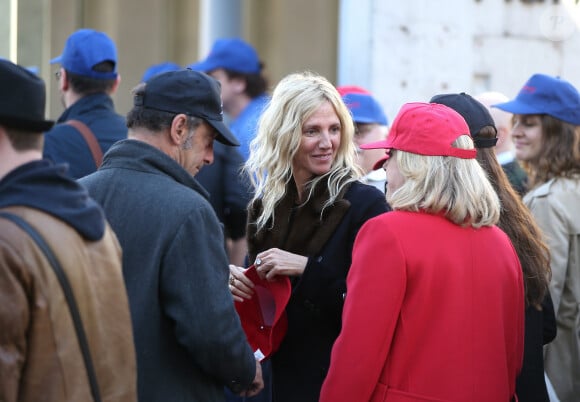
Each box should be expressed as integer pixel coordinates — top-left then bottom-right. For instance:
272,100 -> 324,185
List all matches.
80,69 -> 264,402
0,59 -> 137,402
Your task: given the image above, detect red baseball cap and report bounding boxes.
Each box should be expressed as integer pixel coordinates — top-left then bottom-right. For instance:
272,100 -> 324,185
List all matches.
361,102 -> 476,170
234,265 -> 292,361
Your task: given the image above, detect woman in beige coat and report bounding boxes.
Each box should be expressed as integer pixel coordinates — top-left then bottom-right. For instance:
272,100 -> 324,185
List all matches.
495,73 -> 580,402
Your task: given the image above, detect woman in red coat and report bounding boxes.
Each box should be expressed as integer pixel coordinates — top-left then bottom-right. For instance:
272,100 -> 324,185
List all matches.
320,102 -> 525,402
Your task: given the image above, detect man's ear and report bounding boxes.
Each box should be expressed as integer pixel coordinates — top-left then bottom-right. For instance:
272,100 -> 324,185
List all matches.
60,69 -> 70,92
169,114 -> 189,146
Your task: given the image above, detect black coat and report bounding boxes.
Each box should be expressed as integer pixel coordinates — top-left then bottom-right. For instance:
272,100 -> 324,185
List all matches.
247,179 -> 390,402
196,142 -> 250,240
516,292 -> 557,402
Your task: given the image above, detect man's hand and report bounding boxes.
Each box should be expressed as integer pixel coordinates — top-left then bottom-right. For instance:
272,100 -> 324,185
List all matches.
239,358 -> 264,397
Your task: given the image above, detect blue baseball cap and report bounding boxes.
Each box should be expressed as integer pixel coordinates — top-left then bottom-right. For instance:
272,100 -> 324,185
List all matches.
141,61 -> 181,82
338,86 -> 388,126
493,73 -> 580,125
188,38 -> 261,74
50,29 -> 118,80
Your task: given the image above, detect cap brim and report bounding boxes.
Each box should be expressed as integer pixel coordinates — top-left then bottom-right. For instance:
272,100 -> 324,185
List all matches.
352,116 -> 374,124
50,55 -> 62,64
372,152 -> 391,170
360,138 -> 390,150
359,138 -> 392,169
492,100 -> 541,115
187,60 -> 218,73
207,119 -> 240,146
0,115 -> 55,132
352,115 -> 388,125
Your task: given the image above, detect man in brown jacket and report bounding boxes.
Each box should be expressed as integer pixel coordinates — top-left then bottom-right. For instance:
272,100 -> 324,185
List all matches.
0,60 -> 137,401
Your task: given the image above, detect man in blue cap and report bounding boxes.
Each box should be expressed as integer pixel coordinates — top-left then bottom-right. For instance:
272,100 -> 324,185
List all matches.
190,38 -> 267,266
189,38 -> 270,160
44,28 -> 126,179
338,85 -> 389,193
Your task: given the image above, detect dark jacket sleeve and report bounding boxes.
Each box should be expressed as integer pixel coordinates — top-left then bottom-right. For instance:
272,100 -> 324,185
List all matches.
196,144 -> 250,240
160,205 -> 256,392
222,146 -> 251,240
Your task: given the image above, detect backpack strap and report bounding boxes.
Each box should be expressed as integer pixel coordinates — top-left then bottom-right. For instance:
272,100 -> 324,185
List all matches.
0,212 -> 102,402
65,120 -> 104,168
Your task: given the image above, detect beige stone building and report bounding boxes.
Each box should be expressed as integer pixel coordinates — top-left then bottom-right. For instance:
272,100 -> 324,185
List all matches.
3,0 -> 580,124
1,0 -> 340,118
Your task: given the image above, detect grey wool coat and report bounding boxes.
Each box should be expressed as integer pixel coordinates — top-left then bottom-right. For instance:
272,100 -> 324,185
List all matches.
80,139 -> 256,402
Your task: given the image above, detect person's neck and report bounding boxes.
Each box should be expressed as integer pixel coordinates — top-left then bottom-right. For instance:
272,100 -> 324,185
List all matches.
292,175 -> 305,204
129,128 -> 177,159
226,95 -> 252,119
0,150 -> 42,181
63,90 -> 84,109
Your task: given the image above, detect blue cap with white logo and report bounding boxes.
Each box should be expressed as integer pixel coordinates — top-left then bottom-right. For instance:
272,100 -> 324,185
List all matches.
50,29 -> 118,80
493,73 -> 580,125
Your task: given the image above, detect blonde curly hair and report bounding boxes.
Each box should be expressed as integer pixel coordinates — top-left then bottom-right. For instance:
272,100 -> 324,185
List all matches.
244,71 -> 362,231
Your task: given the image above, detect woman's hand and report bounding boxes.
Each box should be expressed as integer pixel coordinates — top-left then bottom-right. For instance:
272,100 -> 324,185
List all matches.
228,264 -> 255,302
253,248 -> 308,281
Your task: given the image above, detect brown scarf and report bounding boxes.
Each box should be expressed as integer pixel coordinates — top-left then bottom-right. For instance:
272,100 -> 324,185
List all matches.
247,177 -> 352,263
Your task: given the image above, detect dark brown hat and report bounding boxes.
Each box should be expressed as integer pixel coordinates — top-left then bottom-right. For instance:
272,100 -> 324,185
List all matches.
0,59 -> 54,132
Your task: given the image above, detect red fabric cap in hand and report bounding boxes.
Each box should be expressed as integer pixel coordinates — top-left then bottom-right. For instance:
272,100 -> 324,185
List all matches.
234,265 -> 292,361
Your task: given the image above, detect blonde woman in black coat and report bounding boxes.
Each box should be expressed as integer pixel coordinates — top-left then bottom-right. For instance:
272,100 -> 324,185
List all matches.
229,72 -> 389,402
